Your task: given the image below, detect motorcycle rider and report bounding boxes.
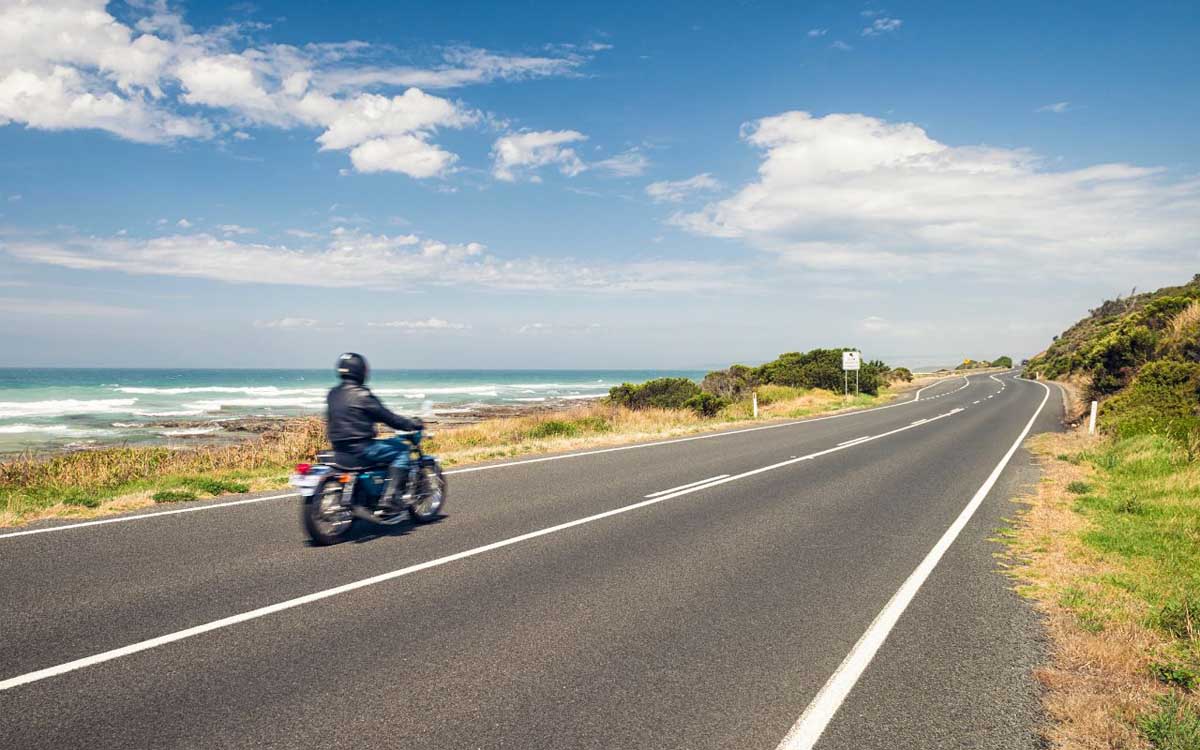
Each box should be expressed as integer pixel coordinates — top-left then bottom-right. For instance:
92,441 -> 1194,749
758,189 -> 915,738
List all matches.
326,352 -> 424,508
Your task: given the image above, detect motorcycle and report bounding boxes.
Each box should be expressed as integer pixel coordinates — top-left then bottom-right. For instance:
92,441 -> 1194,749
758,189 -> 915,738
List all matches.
291,429 -> 446,545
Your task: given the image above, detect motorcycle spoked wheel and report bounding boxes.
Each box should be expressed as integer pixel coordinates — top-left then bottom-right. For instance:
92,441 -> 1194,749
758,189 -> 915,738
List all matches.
407,463 -> 447,523
301,477 -> 356,545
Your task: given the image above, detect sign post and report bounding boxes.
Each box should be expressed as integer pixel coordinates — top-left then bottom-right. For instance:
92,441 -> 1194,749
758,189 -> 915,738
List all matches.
842,351 -> 861,399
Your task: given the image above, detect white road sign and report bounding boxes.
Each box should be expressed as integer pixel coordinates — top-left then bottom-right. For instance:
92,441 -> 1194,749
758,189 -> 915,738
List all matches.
842,351 -> 861,371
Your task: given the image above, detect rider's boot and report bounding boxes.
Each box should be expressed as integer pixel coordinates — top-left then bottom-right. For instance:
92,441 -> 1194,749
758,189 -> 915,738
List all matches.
379,464 -> 407,510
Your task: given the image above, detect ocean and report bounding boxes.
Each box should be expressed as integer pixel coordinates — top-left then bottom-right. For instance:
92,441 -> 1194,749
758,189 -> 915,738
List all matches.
0,368 -> 704,453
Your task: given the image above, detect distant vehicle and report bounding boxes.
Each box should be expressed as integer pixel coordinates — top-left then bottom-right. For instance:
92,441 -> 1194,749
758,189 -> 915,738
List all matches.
291,429 -> 446,545
1021,358 -> 1030,366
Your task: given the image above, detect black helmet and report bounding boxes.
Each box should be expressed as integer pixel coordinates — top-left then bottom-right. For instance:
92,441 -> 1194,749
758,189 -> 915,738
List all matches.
336,352 -> 368,384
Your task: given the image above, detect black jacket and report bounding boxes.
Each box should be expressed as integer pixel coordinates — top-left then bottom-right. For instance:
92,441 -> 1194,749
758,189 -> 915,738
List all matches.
326,382 -> 421,451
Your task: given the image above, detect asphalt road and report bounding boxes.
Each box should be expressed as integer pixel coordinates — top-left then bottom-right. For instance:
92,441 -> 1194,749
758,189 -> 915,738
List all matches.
0,372 -> 1062,749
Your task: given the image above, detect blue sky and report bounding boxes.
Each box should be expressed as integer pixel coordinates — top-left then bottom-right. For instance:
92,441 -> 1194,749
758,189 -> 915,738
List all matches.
1,0 -> 1197,369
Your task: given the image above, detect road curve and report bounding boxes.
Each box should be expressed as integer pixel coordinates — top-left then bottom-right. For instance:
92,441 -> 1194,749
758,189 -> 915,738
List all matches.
0,372 -> 1062,749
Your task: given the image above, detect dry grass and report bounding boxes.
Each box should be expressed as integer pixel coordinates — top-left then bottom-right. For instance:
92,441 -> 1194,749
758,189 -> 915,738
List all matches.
1009,430 -> 1200,748
0,383 -> 913,528
1168,300 -> 1200,342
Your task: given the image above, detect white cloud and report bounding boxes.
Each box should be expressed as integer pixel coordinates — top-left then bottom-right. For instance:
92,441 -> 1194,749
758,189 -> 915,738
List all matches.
1037,101 -> 1071,114
862,17 -> 902,35
368,318 -> 470,331
286,228 -> 320,239
218,224 -> 255,235
857,316 -> 891,333
176,218 -> 192,228
830,40 -> 853,51
593,149 -> 649,177
4,228 -> 745,294
0,2 -> 589,174
491,129 -> 588,181
7,194 -> 19,201
315,46 -> 588,91
254,317 -> 319,328
646,173 -> 720,203
807,29 -> 828,37
674,111 -> 1200,280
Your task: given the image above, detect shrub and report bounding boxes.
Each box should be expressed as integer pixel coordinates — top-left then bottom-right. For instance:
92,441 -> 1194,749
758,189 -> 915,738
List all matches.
701,364 -> 759,399
153,489 -> 198,503
61,491 -> 100,508
890,367 -> 914,383
1100,360 -> 1200,442
991,355 -> 1013,368
525,420 -> 578,439
755,349 -> 885,395
180,477 -> 251,495
683,393 -> 729,417
608,377 -> 701,410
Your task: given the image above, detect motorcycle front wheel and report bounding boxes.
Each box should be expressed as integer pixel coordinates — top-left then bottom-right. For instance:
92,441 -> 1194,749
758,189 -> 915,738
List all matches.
302,477 -> 355,545
408,463 -> 447,523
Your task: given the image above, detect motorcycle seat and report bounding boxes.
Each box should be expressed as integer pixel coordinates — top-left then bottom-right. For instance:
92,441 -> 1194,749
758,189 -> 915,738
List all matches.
327,451 -> 380,472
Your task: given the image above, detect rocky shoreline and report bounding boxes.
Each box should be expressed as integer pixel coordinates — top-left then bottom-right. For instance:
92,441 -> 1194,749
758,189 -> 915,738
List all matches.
1,397 -> 605,458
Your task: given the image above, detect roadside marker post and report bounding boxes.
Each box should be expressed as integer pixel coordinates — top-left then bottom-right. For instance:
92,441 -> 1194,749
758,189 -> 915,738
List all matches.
753,391 -> 759,418
1088,400 -> 1098,435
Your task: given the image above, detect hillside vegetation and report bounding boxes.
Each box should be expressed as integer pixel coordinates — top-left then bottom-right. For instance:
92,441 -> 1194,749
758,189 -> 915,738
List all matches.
1013,273 -> 1200,748
609,347 -> 912,417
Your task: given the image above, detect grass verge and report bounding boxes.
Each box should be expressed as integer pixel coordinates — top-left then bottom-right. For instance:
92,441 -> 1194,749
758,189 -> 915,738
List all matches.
0,382 -> 911,527
1007,429 -> 1200,748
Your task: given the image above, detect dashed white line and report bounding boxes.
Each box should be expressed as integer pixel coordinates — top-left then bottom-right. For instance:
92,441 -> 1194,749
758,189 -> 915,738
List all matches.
836,435 -> 873,447
644,475 -> 730,498
774,378 -> 1051,750
0,404 -> 970,692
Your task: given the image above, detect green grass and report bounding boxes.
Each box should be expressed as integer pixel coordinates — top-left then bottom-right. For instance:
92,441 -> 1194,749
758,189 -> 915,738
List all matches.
1068,433 -> 1200,736
1138,694 -> 1200,749
152,489 -> 198,503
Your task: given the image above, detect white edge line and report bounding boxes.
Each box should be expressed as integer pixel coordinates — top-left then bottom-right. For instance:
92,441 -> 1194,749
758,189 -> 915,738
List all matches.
0,376 -> 973,541
773,375 -> 1051,750
644,474 -> 730,498
0,403 -> 970,692
0,494 -> 294,540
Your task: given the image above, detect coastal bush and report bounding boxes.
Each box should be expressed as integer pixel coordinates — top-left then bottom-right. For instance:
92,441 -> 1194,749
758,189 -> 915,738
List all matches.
700,364 -> 758,400
889,367 -> 914,383
754,349 -> 884,395
608,377 -> 701,410
153,489 -> 197,503
1100,360 -> 1200,442
683,393 -> 729,417
525,419 -> 578,440
991,355 -> 1013,368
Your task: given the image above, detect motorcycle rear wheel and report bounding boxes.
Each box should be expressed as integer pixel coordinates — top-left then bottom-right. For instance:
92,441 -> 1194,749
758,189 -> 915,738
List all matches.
302,477 -> 355,545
